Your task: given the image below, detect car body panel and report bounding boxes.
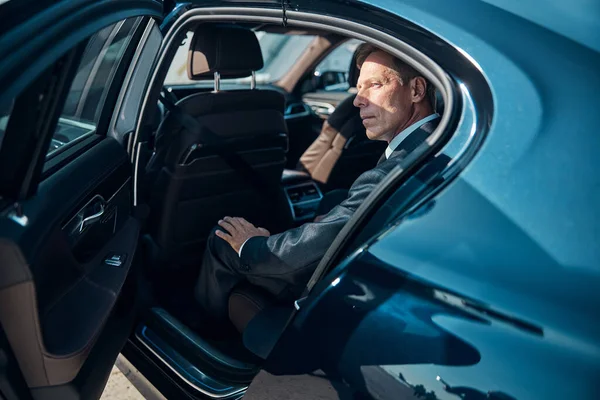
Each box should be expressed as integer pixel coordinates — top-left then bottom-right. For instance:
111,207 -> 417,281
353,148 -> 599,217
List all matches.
258,0 -> 600,399
2,0 -> 598,398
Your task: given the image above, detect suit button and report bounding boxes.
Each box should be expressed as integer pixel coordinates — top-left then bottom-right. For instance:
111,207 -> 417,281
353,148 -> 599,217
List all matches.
240,264 -> 251,272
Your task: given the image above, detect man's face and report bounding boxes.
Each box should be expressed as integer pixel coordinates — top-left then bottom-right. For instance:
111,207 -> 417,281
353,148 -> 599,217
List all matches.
353,51 -> 414,142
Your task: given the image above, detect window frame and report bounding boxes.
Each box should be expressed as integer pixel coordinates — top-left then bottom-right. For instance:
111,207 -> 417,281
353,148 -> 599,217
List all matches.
45,17 -> 146,164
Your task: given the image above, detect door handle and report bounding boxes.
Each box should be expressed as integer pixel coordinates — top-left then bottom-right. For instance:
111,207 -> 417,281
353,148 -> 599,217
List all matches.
79,198 -> 106,233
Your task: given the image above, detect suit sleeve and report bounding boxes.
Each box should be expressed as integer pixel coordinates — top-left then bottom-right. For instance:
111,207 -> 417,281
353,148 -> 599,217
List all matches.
240,167 -> 387,274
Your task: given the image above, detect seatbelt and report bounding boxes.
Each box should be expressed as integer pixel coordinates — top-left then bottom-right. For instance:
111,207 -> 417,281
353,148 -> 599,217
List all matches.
157,94 -> 280,207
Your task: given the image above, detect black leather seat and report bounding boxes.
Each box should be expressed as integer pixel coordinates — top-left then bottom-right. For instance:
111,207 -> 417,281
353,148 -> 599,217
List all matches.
147,24 -> 291,265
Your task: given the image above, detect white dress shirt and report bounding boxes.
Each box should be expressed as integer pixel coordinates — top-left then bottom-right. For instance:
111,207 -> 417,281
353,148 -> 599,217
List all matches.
238,237 -> 252,257
384,113 -> 439,159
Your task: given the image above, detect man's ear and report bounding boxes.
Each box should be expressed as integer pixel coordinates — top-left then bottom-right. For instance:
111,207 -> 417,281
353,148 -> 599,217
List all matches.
411,77 -> 427,103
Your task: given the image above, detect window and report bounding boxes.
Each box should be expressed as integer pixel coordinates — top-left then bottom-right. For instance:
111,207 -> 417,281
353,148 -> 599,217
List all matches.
164,31 -> 316,86
314,39 -> 363,91
48,18 -> 139,155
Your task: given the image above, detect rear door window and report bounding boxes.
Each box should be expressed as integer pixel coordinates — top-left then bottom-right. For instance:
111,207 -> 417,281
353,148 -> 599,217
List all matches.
49,18 -> 139,155
314,39 -> 362,91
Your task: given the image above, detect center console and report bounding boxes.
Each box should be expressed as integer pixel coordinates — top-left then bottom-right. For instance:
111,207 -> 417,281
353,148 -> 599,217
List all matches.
283,180 -> 324,223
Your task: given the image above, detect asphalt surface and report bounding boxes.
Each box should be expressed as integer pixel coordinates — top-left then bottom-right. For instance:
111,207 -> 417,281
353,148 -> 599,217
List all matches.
100,365 -> 144,400
100,356 -> 165,400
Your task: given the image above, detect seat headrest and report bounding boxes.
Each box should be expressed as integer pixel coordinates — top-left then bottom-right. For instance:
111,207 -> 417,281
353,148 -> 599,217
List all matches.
187,25 -> 264,80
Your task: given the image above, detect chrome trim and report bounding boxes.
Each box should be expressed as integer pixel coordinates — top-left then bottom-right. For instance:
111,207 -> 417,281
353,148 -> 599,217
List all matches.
104,254 -> 124,267
58,117 -> 96,131
214,71 -> 221,92
304,100 -> 335,117
61,177 -> 129,230
111,18 -> 153,148
107,177 -> 131,203
79,200 -> 105,233
250,71 -> 256,89
151,308 -> 257,371
135,325 -> 247,399
47,117 -> 96,157
63,194 -> 106,234
294,296 -> 307,311
133,141 -> 143,206
179,143 -> 201,166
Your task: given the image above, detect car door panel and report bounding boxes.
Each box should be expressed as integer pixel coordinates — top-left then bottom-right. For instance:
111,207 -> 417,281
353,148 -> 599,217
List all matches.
0,138 -> 138,390
0,2 -> 165,398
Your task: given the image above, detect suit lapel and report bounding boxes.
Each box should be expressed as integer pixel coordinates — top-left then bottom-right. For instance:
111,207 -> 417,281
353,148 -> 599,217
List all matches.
386,117 -> 440,162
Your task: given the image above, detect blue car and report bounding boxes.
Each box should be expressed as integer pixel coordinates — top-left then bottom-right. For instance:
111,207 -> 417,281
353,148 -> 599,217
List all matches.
0,1 -> 598,399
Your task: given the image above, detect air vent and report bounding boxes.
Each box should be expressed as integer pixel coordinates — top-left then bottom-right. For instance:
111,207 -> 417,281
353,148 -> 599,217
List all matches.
284,182 -> 323,222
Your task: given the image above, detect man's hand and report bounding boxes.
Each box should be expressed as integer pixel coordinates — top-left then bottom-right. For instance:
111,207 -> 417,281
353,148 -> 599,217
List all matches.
215,216 -> 270,254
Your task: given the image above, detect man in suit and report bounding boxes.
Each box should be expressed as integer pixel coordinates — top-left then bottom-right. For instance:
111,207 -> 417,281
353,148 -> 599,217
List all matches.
195,44 -> 440,320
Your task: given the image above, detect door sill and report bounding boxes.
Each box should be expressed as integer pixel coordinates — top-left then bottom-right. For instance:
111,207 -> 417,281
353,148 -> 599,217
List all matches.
135,324 -> 247,399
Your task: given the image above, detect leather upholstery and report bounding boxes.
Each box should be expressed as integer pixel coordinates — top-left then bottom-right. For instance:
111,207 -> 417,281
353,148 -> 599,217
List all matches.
188,25 -> 264,79
148,25 -> 291,265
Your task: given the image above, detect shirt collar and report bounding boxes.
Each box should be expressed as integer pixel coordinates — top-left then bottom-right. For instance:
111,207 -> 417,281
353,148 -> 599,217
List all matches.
385,113 -> 439,159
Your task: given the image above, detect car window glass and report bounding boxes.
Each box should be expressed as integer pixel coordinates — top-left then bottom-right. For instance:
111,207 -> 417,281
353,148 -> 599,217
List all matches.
49,18 -> 138,156
164,31 -> 316,86
314,39 -> 362,90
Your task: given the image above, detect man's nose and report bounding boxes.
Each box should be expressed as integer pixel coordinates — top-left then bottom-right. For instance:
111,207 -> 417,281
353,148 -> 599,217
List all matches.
353,93 -> 366,108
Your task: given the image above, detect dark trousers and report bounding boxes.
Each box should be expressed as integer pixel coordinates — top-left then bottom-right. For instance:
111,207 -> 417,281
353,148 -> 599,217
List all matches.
194,189 -> 349,320
194,228 -> 293,320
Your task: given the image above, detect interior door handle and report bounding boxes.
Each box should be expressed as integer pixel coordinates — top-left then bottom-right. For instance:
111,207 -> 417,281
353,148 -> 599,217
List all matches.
79,199 -> 106,233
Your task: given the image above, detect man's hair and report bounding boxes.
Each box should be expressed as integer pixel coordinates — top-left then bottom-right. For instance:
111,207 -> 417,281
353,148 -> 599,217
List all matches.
355,43 -> 436,109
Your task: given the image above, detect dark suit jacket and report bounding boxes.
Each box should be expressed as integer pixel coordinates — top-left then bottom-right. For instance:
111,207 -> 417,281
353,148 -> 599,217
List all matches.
240,117 -> 440,292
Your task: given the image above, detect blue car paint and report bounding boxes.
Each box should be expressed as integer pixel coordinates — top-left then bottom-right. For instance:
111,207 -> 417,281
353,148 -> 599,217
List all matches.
279,0 -> 600,399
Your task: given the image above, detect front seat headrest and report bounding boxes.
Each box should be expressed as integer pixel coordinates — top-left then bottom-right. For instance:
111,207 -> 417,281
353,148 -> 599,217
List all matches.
187,25 -> 264,80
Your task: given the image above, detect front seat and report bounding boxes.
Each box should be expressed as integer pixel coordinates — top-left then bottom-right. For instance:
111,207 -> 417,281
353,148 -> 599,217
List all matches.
147,24 -> 291,266
286,50 -> 386,191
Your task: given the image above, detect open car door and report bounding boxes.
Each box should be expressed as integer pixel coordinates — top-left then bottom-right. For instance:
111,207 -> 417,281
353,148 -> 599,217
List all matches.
0,1 -> 166,399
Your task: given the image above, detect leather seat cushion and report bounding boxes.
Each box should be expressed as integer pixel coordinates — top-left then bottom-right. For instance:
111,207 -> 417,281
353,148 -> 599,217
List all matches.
228,284 -> 274,333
